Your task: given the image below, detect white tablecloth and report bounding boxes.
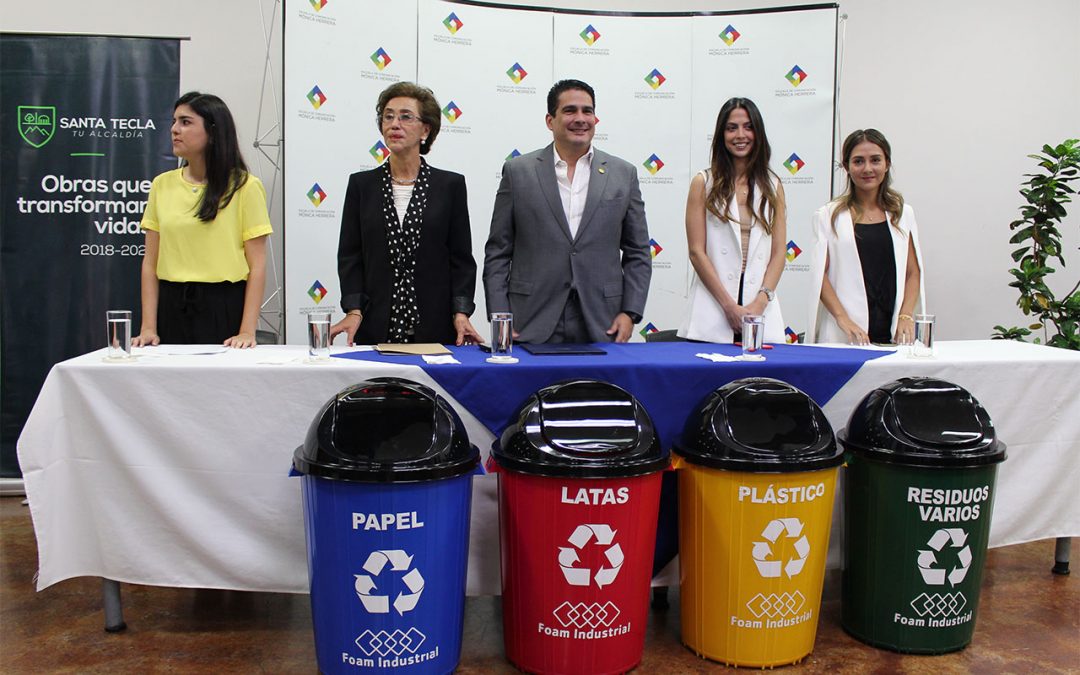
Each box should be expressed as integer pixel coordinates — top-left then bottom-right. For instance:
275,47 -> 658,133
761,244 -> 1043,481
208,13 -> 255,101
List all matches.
18,341 -> 1080,595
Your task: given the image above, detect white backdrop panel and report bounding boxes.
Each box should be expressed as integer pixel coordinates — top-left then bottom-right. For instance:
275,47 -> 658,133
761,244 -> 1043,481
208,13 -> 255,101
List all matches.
553,14 -> 694,339
418,0 -> 554,335
284,0 -> 419,343
283,1 -> 836,344
691,9 -> 837,342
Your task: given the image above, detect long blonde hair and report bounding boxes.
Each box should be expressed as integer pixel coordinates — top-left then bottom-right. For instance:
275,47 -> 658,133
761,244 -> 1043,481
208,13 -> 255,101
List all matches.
705,98 -> 781,234
832,128 -> 904,229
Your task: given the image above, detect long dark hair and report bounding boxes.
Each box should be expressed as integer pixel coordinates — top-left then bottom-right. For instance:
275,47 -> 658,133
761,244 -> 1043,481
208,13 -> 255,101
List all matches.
174,92 -> 248,222
705,97 -> 780,234
832,128 -> 904,229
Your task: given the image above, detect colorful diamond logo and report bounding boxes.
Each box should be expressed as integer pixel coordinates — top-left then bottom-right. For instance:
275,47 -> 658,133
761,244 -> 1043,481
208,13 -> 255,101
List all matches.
369,140 -> 390,164
580,24 -> 601,45
639,322 -> 659,339
370,47 -> 392,71
720,24 -> 741,45
506,62 -> 528,84
644,68 -> 667,90
783,153 -> 806,175
306,85 -> 327,110
649,238 -> 663,259
308,0 -> 326,11
307,183 -> 327,207
308,280 -> 328,304
506,148 -> 522,161
785,327 -> 800,344
785,65 -> 808,87
442,101 -> 463,123
642,153 -> 665,175
786,239 -> 803,262
443,12 -> 463,34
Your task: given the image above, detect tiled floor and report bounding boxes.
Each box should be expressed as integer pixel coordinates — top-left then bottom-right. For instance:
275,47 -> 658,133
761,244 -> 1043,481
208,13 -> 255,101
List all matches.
1,497 -> 1076,673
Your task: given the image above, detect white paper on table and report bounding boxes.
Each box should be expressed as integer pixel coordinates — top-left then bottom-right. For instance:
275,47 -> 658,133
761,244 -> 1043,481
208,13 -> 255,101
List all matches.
163,346 -> 230,356
423,354 -> 460,364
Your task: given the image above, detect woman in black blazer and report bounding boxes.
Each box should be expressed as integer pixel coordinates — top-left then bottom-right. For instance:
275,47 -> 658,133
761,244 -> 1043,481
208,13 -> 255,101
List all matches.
330,82 -> 483,346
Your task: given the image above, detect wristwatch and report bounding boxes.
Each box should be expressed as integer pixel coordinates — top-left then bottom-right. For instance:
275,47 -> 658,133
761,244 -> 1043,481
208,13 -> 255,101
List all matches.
759,287 -> 775,302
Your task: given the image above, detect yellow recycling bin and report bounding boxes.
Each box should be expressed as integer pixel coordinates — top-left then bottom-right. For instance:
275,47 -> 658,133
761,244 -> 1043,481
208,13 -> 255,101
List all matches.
674,378 -> 843,667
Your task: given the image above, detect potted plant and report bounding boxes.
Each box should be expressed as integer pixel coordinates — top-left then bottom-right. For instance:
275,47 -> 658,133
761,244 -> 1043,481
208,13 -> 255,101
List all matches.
992,139 -> 1080,350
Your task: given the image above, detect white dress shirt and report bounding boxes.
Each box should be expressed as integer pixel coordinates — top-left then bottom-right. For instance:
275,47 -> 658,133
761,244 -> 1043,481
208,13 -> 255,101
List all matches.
554,147 -> 593,239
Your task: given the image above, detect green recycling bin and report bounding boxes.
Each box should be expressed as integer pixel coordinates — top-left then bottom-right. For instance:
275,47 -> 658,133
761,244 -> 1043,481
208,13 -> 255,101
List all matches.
840,377 -> 1006,654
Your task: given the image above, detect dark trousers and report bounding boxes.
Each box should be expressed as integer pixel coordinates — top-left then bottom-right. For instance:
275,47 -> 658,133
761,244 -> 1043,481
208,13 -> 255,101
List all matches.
157,280 -> 247,344
549,290 -> 591,343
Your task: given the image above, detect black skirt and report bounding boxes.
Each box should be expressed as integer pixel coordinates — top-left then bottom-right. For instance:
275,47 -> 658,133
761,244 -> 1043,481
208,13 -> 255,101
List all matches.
157,280 -> 247,344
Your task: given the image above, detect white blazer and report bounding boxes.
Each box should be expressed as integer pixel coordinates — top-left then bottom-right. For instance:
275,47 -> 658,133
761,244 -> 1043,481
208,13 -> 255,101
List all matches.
679,171 -> 785,343
806,201 -> 926,344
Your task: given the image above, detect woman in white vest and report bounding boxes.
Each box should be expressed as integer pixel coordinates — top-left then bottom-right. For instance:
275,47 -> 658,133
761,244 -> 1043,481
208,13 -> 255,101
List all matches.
679,97 -> 787,343
807,129 -> 925,345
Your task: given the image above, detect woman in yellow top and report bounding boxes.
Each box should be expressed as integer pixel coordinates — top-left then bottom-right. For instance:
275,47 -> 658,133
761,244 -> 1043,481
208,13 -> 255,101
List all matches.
133,92 -> 272,348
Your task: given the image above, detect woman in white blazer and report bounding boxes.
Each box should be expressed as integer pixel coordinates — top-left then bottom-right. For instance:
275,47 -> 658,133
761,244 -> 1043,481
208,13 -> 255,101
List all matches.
679,97 -> 787,343
807,129 -> 925,345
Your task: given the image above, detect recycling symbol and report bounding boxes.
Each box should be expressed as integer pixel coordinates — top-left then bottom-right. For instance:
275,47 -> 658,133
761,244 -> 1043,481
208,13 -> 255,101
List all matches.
918,528 -> 972,587
354,549 -> 424,616
752,518 -> 809,578
558,524 -> 624,588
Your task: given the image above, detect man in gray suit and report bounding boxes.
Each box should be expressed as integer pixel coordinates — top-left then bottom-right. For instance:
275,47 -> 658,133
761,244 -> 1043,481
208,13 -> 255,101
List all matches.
483,79 -> 652,343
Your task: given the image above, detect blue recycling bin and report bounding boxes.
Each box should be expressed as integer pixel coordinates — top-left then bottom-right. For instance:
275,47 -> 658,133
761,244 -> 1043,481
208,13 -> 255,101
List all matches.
293,378 -> 480,674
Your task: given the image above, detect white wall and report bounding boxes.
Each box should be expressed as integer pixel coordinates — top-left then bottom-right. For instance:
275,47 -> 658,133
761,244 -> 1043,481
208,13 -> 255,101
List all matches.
7,0 -> 1078,340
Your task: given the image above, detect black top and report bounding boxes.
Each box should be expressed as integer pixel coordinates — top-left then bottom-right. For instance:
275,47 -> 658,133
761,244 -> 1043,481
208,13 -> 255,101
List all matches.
854,221 -> 896,344
337,165 -> 477,344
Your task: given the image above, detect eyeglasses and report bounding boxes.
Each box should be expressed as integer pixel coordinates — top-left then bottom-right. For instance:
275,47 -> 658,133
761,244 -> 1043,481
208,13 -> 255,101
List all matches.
380,111 -> 420,125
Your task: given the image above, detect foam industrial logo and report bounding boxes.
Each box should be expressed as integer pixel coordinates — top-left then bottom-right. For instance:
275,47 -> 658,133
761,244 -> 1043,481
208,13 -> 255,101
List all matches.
442,101 -> 463,123
644,68 -> 666,90
720,24 -> 741,45
783,153 -> 805,175
370,47 -> 392,71
307,183 -> 327,207
307,85 -> 327,110
786,239 -> 802,262
308,280 -> 328,304
18,105 -> 56,148
642,154 -> 665,175
443,12 -> 463,34
785,65 -> 808,87
506,62 -> 528,84
370,140 -> 390,164
580,24 -> 601,45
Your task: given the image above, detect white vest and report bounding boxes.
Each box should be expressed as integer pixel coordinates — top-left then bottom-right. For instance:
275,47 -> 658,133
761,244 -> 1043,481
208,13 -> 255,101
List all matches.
806,202 -> 926,344
679,171 -> 785,343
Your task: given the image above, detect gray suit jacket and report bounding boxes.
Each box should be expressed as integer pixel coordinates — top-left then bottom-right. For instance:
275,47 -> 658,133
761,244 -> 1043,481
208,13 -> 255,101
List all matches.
483,144 -> 652,343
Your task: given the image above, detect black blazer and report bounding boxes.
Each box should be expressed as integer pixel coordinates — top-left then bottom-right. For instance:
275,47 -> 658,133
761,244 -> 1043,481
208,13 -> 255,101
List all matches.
337,165 -> 477,344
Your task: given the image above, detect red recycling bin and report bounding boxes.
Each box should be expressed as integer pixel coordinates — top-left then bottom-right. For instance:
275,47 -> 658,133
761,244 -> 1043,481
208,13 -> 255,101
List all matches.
493,380 -> 669,675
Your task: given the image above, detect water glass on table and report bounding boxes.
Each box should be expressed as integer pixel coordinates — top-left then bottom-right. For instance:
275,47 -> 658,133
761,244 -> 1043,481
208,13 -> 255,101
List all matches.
911,314 -> 935,357
106,310 -> 132,360
487,312 -> 517,364
741,314 -> 765,360
307,312 -> 331,360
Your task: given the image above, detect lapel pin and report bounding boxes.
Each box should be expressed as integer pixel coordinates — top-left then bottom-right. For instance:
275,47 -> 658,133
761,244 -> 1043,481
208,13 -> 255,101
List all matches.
598,167 -> 606,174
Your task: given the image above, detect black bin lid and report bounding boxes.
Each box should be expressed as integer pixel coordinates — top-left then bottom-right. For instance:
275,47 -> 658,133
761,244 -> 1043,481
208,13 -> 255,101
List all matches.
493,379 -> 668,478
674,377 -> 842,472
839,377 -> 1006,468
293,377 -> 480,482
